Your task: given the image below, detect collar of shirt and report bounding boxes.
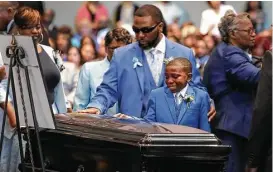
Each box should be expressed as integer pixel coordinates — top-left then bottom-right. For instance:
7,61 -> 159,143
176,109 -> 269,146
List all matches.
173,83 -> 189,100
245,52 -> 252,62
144,33 -> 166,55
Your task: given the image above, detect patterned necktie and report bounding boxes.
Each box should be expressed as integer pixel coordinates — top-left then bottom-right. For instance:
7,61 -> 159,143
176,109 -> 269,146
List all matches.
149,49 -> 160,86
175,93 -> 183,111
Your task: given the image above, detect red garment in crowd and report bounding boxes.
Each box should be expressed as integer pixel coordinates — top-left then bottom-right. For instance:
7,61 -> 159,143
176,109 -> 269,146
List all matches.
76,2 -> 109,23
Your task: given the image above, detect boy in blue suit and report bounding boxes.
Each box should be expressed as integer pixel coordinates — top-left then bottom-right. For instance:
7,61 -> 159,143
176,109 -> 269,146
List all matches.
144,58 -> 211,132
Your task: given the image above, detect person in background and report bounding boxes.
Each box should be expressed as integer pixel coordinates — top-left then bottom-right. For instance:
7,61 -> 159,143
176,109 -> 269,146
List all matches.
0,1 -> 19,34
74,28 -> 133,114
153,1 -> 190,27
67,46 -> 81,68
202,34 -> 217,54
144,58 -> 211,132
42,8 -> 58,40
194,38 -> 210,78
79,39 -> 98,64
200,1 -> 236,40
167,23 -> 182,43
114,1 -> 139,27
71,18 -> 93,48
55,25 -> 73,61
180,23 -> 199,50
80,35 -> 96,47
18,1 -> 52,47
61,47 -> 81,106
203,10 -> 260,172
245,1 -> 268,34
245,50 -> 272,172
75,1 -> 108,29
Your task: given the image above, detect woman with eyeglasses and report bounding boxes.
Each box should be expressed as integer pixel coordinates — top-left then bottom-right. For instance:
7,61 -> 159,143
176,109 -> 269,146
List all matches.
0,6 -> 69,172
203,10 -> 261,172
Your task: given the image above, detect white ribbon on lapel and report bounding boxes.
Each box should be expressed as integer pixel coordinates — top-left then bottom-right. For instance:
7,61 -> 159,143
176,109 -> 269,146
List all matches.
132,57 -> 143,69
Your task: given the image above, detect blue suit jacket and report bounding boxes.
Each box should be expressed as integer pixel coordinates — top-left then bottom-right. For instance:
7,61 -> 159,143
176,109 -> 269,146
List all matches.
88,38 -> 203,117
144,86 -> 211,132
203,42 -> 260,138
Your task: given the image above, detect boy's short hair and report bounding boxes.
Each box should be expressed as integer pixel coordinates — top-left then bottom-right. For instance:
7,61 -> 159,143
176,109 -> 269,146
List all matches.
166,58 -> 192,74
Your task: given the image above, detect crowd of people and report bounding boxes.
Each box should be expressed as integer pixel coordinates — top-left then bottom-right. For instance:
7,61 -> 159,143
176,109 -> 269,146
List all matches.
0,1 -> 272,172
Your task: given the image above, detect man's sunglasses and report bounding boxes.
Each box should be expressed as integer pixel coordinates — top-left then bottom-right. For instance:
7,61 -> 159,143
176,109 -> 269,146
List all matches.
132,23 -> 160,34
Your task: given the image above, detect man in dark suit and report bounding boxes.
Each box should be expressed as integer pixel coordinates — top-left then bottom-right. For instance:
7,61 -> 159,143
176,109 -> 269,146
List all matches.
245,50 -> 272,172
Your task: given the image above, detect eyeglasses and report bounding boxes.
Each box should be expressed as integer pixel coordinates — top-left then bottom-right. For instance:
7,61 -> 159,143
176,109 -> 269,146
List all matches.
132,23 -> 160,34
234,28 -> 255,35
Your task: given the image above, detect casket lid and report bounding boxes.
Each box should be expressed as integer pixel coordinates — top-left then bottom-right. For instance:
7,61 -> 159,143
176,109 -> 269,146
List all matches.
53,113 -> 220,146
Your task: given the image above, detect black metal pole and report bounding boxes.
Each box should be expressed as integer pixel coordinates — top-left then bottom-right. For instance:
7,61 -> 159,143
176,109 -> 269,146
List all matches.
10,62 -> 27,172
24,67 -> 45,172
0,51 -> 26,172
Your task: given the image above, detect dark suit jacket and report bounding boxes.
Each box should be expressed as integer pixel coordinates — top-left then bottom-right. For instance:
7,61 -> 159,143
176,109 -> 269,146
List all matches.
203,42 -> 261,138
246,50 -> 272,172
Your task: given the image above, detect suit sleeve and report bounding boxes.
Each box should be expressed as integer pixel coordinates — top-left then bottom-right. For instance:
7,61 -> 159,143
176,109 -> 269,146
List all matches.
247,51 -> 272,167
73,64 -> 91,111
143,92 -> 156,122
87,55 -> 119,114
225,52 -> 260,88
199,92 -> 211,132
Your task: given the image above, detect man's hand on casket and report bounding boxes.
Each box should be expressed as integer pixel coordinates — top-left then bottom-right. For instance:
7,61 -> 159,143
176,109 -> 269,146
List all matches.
77,107 -> 101,115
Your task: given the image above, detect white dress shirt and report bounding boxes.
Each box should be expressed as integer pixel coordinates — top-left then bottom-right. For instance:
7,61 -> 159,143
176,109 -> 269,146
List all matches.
200,4 -> 236,38
173,83 -> 189,105
144,34 -> 166,86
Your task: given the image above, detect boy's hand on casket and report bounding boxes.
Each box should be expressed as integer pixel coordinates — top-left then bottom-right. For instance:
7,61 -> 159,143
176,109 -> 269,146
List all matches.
77,107 -> 101,115
113,113 -> 131,119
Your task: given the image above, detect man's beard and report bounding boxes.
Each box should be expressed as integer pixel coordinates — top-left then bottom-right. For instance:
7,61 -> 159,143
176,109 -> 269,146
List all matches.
138,31 -> 160,50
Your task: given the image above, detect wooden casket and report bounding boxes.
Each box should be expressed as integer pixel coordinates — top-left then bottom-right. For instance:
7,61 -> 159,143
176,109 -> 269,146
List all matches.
23,114 -> 231,172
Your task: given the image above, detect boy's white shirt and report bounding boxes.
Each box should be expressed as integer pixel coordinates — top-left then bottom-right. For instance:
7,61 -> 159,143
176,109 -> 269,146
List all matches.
173,83 -> 189,105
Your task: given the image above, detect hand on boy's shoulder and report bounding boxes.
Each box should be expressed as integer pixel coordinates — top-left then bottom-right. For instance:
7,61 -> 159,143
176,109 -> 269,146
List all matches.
192,86 -> 216,122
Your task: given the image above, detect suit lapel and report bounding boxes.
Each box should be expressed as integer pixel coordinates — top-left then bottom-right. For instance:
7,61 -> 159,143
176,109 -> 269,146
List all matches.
164,87 -> 176,123
158,39 -> 175,87
176,86 -> 195,124
133,44 -> 145,94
